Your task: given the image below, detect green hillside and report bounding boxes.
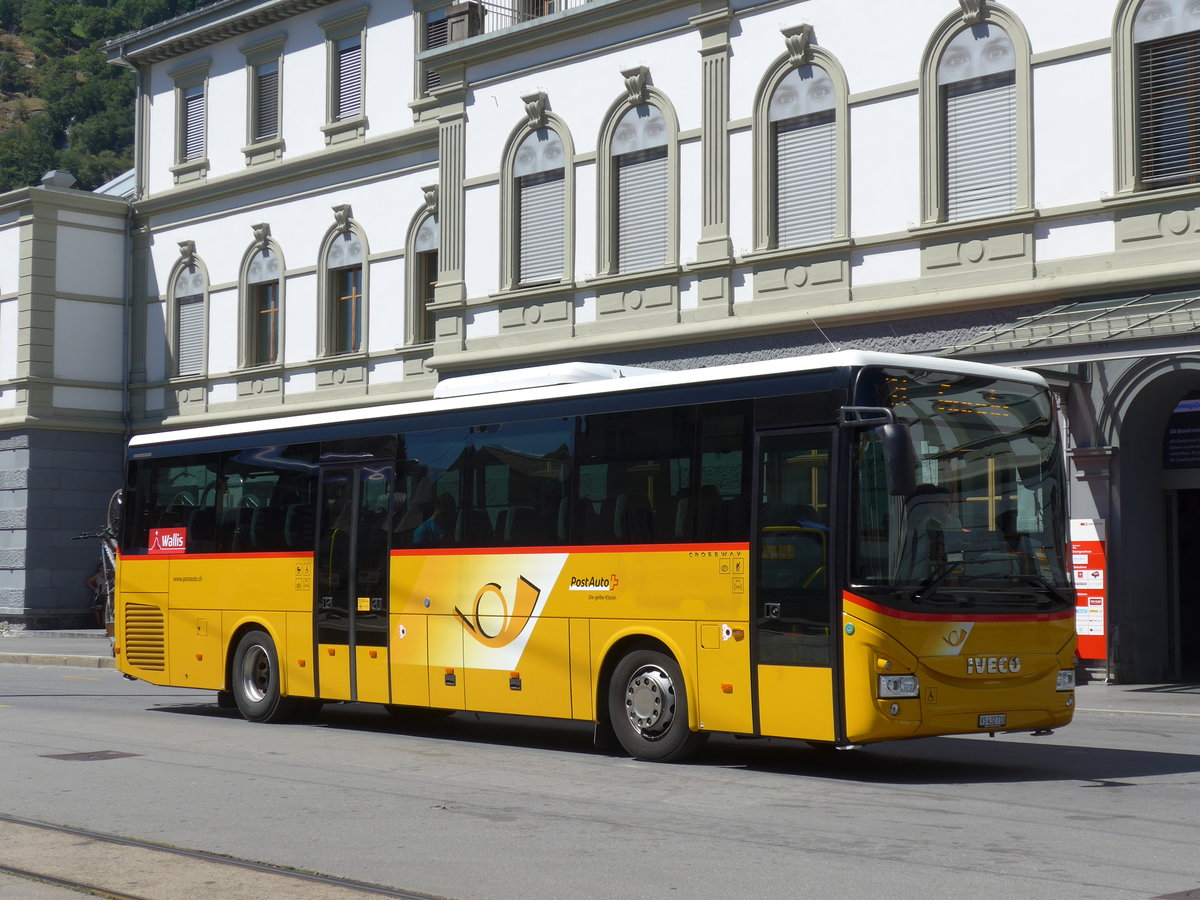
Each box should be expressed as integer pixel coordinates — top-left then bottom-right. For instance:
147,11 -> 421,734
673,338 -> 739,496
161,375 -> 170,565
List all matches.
0,0 -> 213,193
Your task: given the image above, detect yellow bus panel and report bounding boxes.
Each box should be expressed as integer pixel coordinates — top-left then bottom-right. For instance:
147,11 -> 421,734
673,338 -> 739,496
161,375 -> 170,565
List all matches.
285,612 -> 316,699
318,644 -> 352,701
464,617 -> 571,718
695,621 -> 752,734
568,619 -> 592,721
355,645 -> 390,704
166,609 -> 223,690
427,614 -> 465,710
119,557 -> 168,595
388,613 -> 430,707
757,665 -> 835,741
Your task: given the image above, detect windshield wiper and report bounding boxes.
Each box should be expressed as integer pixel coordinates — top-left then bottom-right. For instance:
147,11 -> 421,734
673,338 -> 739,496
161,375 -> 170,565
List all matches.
1006,574 -> 1073,606
910,564 -> 965,604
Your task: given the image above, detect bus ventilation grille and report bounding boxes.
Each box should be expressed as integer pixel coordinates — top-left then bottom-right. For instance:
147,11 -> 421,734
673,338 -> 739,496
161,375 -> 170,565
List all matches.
124,603 -> 166,671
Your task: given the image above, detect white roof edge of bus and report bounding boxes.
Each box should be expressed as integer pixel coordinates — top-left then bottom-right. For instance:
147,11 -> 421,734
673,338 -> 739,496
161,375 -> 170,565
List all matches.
432,362 -> 665,399
127,351 -> 1047,448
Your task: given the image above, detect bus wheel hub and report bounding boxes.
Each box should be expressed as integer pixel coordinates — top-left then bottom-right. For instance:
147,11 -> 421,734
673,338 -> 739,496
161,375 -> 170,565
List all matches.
625,666 -> 675,735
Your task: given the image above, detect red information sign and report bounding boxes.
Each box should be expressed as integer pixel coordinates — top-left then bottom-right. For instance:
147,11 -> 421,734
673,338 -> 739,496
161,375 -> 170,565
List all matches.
1070,519 -> 1106,661
148,527 -> 188,555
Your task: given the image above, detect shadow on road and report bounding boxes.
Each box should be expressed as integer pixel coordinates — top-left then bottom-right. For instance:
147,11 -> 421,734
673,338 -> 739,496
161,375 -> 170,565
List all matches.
152,698 -> 1200,787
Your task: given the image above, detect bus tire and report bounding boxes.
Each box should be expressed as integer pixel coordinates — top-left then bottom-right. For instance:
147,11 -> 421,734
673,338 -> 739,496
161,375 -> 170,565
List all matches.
607,648 -> 706,763
231,629 -> 297,724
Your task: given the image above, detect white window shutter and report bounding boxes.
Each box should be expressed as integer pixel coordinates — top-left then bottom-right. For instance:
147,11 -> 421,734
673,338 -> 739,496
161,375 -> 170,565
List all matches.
1137,33 -> 1200,189
176,295 -> 205,376
944,77 -> 1017,221
518,171 -> 565,284
336,38 -> 362,120
775,115 -> 836,247
183,85 -> 205,161
616,149 -> 668,273
254,63 -> 279,142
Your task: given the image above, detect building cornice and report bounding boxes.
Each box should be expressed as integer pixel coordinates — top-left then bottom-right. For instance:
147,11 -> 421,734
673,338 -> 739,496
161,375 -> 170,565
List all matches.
133,122 -> 439,219
105,0 -> 338,67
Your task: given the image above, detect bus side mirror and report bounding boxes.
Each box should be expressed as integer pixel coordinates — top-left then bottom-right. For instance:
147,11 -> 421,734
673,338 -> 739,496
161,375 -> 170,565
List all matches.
877,423 -> 917,497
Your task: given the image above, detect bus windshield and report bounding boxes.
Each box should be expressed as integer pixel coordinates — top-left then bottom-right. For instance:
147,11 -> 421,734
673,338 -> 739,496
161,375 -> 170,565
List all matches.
852,367 -> 1070,604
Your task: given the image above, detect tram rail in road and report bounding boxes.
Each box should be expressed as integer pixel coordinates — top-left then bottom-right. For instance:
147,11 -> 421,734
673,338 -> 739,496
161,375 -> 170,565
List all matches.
0,814 -> 436,900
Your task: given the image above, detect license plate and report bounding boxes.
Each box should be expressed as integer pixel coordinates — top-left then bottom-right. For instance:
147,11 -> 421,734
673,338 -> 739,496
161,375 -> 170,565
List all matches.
978,713 -> 1007,729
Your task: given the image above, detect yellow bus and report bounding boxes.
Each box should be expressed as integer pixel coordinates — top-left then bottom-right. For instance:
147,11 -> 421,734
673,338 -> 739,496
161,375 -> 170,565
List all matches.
114,351 -> 1075,761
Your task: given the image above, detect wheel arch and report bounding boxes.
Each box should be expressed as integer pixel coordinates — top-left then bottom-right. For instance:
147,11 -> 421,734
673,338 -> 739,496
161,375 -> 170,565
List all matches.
224,617 -> 287,695
594,628 -> 699,731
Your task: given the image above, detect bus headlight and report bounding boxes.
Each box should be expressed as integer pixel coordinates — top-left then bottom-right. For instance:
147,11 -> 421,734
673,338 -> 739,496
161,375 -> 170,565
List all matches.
1056,669 -> 1076,692
878,674 -> 920,698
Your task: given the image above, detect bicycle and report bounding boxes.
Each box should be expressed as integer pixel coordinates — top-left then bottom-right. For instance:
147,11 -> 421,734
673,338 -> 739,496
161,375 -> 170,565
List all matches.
74,490 -> 121,637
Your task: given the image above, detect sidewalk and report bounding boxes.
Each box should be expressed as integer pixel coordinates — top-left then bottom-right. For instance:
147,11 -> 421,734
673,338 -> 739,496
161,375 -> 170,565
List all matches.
0,628 -> 115,669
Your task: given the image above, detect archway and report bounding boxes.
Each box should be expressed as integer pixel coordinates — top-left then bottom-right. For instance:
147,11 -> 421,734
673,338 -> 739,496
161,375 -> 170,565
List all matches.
1105,357 -> 1200,681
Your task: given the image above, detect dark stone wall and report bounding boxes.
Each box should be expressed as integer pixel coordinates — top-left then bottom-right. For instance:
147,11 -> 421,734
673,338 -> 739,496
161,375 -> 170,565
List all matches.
0,428 -> 124,627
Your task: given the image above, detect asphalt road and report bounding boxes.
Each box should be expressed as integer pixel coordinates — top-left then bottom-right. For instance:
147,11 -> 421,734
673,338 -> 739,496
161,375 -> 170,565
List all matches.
2,662 -> 1199,899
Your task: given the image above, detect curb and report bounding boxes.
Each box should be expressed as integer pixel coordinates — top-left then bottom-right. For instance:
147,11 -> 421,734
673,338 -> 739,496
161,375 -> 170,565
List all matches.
0,653 -> 116,669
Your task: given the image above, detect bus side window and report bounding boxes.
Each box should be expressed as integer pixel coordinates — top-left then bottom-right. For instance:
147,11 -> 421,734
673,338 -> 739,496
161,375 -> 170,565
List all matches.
575,407 -> 693,545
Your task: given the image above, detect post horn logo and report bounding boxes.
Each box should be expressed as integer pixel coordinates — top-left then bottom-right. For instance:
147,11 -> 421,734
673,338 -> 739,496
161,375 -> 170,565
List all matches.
455,576 -> 541,648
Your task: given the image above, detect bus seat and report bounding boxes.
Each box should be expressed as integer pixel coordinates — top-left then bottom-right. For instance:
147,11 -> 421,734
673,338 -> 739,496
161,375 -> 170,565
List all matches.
284,504 -> 315,550
250,506 -> 285,551
614,494 -> 653,543
460,507 -> 493,547
505,506 -> 542,546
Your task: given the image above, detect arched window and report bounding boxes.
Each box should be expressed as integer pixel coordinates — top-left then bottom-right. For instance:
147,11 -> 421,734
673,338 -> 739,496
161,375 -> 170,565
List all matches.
921,8 -> 1031,223
938,24 -> 1017,220
409,213 -> 438,344
513,128 -> 566,285
1132,0 -> 1200,189
171,261 -> 207,378
596,82 -> 679,277
241,243 -> 283,368
611,103 -> 670,273
321,222 -> 366,356
767,65 -> 839,247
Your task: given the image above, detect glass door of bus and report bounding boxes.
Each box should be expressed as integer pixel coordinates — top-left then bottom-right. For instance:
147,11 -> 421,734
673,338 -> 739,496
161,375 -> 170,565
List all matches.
754,430 -> 837,742
315,463 -> 393,704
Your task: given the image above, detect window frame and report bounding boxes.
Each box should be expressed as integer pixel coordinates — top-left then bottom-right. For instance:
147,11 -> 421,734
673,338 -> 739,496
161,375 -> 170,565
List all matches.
240,34 -> 286,165
596,89 -> 680,277
168,259 -> 209,380
169,59 -> 211,184
918,7 -> 1032,225
319,221 -> 369,358
239,240 -> 285,370
406,208 -> 439,345
320,6 -> 369,145
500,114 -> 575,291
752,46 -> 850,252
1117,0 -> 1200,194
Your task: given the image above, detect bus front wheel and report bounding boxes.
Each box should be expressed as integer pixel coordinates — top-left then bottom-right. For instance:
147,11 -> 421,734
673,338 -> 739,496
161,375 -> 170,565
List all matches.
231,629 -> 297,724
607,648 -> 706,762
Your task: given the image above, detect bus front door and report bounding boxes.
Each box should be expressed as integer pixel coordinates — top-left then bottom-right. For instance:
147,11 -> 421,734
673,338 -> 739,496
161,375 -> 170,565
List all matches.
315,463 -> 393,704
753,431 -> 838,742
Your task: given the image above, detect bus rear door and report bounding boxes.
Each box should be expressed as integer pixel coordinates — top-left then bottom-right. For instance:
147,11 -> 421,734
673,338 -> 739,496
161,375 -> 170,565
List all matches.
753,430 -> 839,742
315,463 -> 393,703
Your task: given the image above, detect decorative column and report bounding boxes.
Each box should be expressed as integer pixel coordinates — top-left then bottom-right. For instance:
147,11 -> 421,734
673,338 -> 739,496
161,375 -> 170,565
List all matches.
433,100 -> 467,351
688,1 -> 734,320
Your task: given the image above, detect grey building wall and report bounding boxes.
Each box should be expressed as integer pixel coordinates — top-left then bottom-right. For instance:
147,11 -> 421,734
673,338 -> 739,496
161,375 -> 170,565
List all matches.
0,429 -> 124,626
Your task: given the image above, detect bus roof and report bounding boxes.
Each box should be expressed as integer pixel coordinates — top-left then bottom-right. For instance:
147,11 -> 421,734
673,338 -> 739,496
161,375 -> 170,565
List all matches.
128,350 -> 1047,449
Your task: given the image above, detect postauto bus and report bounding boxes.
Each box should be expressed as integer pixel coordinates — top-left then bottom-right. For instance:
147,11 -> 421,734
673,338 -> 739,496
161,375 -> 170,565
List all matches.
114,351 -> 1075,761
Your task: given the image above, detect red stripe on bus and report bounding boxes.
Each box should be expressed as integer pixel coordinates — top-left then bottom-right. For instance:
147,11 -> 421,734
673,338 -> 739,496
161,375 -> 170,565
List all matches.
119,551 -> 314,562
844,591 -> 1075,623
391,543 -> 750,557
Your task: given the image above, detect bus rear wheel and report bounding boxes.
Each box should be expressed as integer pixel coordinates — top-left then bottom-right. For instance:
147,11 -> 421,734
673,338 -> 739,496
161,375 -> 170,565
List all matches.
607,648 -> 706,762
231,629 -> 297,724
